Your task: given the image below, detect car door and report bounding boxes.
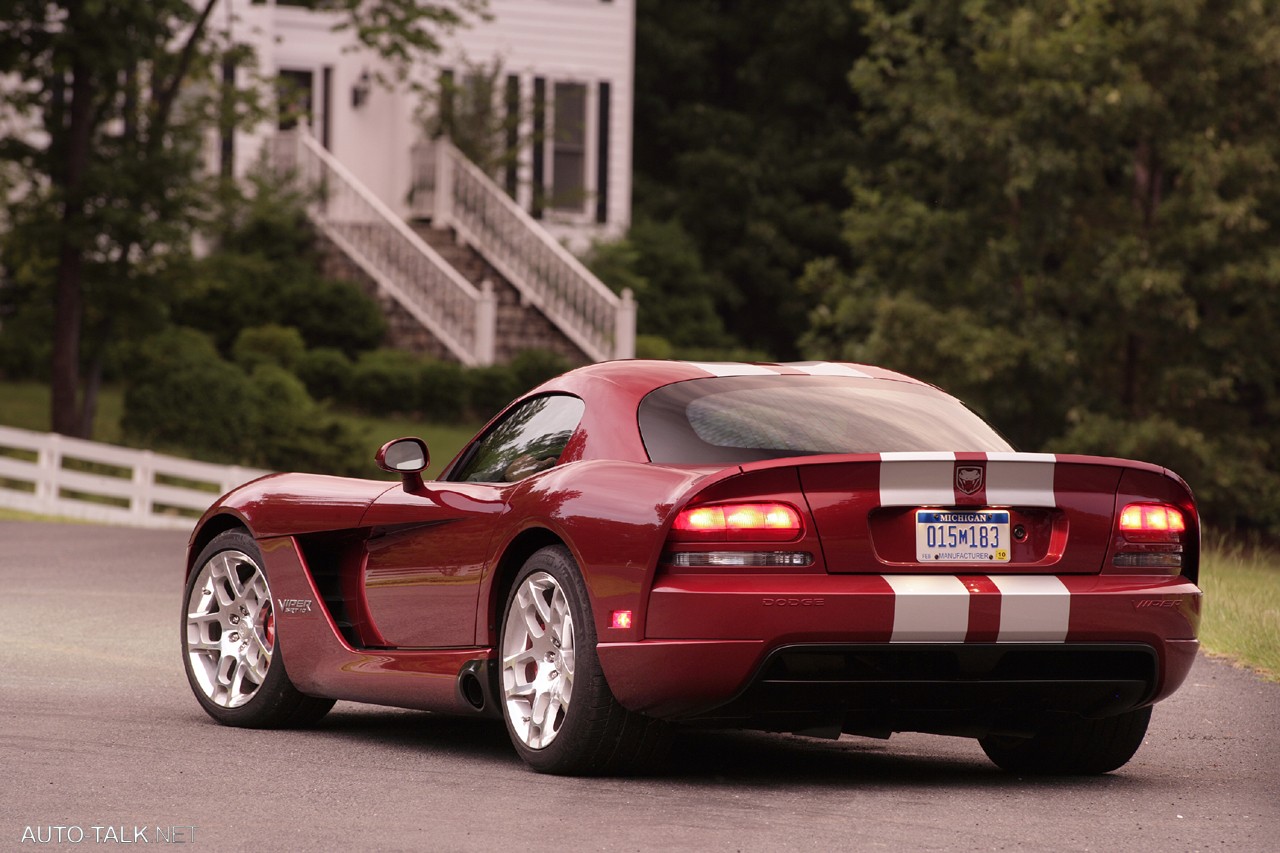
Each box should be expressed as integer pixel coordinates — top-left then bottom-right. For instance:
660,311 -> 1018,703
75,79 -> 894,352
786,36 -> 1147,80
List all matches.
359,394 -> 586,648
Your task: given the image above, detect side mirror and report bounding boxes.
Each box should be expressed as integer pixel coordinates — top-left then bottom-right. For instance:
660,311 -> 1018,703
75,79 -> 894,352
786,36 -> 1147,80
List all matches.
376,437 -> 429,493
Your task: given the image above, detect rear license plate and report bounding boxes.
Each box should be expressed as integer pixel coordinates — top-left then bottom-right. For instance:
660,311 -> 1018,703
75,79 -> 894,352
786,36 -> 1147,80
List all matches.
915,510 -> 1010,563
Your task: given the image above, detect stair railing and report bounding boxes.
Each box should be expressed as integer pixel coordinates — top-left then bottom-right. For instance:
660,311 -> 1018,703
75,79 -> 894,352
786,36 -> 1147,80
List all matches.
429,138 -> 635,362
277,126 -> 496,366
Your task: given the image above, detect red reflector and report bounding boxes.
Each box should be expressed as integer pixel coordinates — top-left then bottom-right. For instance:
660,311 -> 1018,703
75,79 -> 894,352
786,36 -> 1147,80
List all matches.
610,610 -> 632,630
672,502 -> 803,541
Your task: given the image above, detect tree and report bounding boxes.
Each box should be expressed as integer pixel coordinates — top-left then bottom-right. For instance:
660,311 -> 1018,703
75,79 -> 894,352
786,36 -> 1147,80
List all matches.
424,56 -> 526,179
803,1 -> 1280,532
0,0 -> 223,435
633,0 -> 864,357
173,166 -> 388,358
586,217 -> 733,350
0,0 -> 485,438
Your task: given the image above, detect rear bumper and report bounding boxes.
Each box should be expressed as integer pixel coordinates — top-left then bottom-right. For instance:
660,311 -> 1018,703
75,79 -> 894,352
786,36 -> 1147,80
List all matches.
597,572 -> 1200,725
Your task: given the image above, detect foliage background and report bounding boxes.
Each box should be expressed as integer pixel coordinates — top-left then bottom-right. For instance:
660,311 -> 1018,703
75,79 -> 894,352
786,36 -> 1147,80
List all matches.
792,0 -> 1280,535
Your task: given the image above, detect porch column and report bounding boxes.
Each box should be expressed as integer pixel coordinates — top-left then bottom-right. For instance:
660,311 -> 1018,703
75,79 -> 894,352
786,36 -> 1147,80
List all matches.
475,279 -> 498,366
433,138 -> 455,230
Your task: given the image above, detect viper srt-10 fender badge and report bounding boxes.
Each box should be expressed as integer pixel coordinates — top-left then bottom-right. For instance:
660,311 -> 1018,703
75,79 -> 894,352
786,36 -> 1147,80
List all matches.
956,465 -> 984,495
276,598 -> 313,614
762,598 -> 825,607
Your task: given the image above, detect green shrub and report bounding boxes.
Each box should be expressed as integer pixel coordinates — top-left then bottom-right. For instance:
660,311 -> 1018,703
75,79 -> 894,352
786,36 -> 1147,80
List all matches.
232,324 -> 307,372
296,347 -> 354,401
350,349 -> 427,415
418,359 -> 468,423
122,327 -> 365,475
635,334 -> 674,360
510,349 -> 573,395
180,265 -> 387,359
173,170 -> 386,358
340,349 -> 574,423
242,364 -> 364,474
121,327 -> 251,459
467,364 -> 520,421
281,275 -> 387,356
586,218 -> 735,349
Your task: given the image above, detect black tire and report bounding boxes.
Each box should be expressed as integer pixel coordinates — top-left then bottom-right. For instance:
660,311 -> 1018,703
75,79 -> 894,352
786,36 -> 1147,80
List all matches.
181,529 -> 334,728
979,706 -> 1152,775
498,545 -> 671,775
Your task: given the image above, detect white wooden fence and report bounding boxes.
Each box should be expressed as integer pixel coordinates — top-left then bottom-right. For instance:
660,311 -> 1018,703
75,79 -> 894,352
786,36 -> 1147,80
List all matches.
0,426 -> 270,531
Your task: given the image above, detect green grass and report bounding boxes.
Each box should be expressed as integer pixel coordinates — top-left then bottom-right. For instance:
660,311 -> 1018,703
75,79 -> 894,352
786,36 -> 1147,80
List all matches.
0,380 -> 125,442
1199,542 -> 1280,681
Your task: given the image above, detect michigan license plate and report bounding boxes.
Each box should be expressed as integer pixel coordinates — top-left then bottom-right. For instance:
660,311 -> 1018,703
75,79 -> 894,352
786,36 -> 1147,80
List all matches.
915,510 -> 1010,563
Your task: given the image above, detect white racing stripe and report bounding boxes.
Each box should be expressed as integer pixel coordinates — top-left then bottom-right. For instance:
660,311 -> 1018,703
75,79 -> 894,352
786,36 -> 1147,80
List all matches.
989,575 -> 1071,642
684,362 -> 779,377
986,452 -> 1058,507
786,362 -> 873,377
883,575 -> 971,642
884,573 -> 1073,644
684,361 -> 878,378
877,452 -> 1060,508
879,452 -> 956,506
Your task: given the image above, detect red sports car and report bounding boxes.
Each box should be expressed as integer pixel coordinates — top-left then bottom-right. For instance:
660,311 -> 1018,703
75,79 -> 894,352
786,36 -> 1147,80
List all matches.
182,360 -> 1201,775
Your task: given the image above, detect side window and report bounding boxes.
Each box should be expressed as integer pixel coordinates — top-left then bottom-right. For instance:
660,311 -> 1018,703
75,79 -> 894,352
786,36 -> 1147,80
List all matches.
450,395 -> 586,483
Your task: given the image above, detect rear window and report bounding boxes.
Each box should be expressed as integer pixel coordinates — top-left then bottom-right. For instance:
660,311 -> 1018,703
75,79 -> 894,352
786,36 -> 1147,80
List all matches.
638,376 -> 1012,464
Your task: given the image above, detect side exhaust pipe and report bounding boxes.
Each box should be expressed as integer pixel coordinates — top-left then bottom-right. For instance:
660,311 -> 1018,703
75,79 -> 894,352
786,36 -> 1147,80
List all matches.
456,658 -> 500,717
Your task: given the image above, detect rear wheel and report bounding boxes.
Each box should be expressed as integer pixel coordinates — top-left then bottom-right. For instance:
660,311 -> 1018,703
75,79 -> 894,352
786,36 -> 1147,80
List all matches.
979,706 -> 1152,775
182,529 -> 334,728
499,545 -> 670,775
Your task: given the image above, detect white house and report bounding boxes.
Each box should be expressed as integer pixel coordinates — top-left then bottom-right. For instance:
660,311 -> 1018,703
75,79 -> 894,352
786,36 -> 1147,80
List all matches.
223,0 -> 635,248
212,0 -> 637,366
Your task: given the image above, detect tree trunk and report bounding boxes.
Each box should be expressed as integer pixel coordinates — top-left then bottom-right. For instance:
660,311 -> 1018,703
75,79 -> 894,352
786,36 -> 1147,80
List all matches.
50,56 -> 97,438
79,352 -> 104,439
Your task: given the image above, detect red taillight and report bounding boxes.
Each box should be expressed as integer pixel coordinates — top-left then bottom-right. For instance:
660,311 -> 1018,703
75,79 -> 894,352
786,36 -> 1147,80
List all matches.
1119,503 -> 1186,542
672,502 -> 803,541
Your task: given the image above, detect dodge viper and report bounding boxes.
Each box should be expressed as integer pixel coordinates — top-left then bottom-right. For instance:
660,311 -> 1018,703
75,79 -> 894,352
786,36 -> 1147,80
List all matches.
182,360 -> 1201,775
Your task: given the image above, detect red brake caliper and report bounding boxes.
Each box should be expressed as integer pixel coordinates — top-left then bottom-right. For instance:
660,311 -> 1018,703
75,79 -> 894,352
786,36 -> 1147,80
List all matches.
263,607 -> 276,648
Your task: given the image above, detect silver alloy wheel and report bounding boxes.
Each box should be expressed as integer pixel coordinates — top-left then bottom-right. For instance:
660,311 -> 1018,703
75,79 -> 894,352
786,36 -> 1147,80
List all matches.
501,570 -> 576,749
184,549 -> 275,709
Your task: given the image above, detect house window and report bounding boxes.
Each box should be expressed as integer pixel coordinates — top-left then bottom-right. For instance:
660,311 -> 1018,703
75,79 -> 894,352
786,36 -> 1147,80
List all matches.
551,82 -> 587,212
277,69 -> 313,132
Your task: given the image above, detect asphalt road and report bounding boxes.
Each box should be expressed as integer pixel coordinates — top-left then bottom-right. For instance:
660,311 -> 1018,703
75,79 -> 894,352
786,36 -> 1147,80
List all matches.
1,520 -> 1277,852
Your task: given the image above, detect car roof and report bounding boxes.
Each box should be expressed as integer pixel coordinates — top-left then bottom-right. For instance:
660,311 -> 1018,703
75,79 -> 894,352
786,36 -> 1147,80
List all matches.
544,359 -> 926,394
522,360 -> 932,465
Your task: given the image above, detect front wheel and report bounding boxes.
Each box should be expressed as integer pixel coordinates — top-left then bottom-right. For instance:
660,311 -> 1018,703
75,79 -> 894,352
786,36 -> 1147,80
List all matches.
182,529 -> 334,728
979,706 -> 1152,775
499,545 -> 670,775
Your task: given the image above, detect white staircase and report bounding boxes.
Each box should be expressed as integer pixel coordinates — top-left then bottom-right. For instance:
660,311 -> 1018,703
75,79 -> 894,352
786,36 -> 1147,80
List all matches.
275,127 -> 634,366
